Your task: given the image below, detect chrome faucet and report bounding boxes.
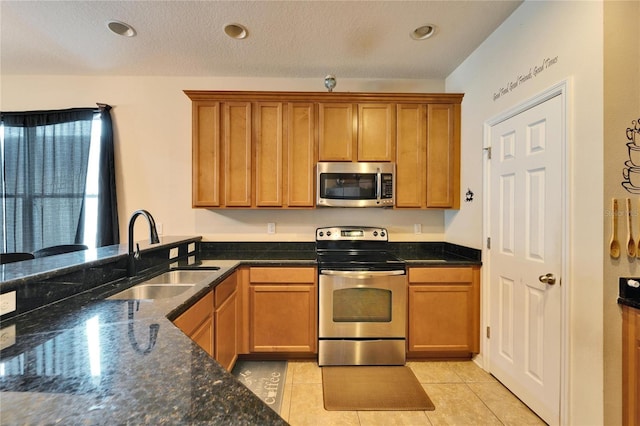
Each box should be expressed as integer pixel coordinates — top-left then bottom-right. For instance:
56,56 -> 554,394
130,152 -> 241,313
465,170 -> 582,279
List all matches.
127,209 -> 160,276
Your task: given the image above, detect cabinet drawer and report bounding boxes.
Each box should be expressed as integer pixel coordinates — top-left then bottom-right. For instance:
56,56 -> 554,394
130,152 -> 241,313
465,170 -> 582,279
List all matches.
174,291 -> 213,336
409,267 -> 473,284
250,267 -> 316,284
215,273 -> 237,308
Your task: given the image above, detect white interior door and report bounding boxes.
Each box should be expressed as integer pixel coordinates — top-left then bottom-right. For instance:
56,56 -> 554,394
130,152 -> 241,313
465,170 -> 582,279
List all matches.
487,94 -> 563,425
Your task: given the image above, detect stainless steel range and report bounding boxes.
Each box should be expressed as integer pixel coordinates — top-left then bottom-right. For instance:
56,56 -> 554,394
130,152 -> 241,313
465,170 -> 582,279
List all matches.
316,226 -> 407,366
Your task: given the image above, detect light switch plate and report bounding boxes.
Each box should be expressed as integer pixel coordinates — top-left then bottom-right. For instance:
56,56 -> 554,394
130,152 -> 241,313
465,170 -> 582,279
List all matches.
267,223 -> 276,234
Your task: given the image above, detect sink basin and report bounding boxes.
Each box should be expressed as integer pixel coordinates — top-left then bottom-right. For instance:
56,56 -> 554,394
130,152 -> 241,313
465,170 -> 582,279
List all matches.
108,270 -> 217,300
143,270 -> 216,284
108,283 -> 196,300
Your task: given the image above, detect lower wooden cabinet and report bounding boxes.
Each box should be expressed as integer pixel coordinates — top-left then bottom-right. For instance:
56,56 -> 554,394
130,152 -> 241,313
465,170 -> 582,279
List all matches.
408,266 -> 480,358
247,266 -> 317,353
214,272 -> 238,371
173,291 -> 214,357
623,304 -> 640,425
173,272 -> 238,371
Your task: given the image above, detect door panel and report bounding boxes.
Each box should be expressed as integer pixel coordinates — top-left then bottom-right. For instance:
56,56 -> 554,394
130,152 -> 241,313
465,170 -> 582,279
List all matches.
488,94 -> 562,425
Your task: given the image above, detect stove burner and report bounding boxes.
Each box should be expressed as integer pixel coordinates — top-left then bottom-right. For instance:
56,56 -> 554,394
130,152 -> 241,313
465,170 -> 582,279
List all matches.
316,226 -> 406,272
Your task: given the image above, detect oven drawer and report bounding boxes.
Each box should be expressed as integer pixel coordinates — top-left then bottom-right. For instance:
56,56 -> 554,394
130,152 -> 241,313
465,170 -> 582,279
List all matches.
318,339 -> 405,366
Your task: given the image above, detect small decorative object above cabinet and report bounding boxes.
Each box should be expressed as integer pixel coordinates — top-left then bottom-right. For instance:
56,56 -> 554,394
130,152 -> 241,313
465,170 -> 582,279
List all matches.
185,91 -> 463,209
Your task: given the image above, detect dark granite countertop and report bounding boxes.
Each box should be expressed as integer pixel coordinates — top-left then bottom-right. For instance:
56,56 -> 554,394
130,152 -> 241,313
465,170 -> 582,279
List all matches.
199,241 -> 482,266
0,238 -> 481,424
0,259 -> 286,425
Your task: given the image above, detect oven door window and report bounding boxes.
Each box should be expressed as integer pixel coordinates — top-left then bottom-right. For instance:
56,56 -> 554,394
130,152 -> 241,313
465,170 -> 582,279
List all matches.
319,173 -> 377,200
333,288 -> 392,322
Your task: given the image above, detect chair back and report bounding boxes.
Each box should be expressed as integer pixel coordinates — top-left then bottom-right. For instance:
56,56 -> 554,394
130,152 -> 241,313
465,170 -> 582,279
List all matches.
1,252 -> 35,264
33,244 -> 89,258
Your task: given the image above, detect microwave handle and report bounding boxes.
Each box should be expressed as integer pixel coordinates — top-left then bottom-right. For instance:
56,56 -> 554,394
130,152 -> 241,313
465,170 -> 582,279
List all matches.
376,167 -> 382,204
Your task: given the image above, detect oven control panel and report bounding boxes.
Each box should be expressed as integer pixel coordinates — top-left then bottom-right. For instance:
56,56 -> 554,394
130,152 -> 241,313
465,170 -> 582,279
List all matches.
316,226 -> 388,241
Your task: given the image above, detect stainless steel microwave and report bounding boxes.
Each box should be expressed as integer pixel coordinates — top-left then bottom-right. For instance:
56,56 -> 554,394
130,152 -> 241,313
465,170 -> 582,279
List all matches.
316,162 -> 395,207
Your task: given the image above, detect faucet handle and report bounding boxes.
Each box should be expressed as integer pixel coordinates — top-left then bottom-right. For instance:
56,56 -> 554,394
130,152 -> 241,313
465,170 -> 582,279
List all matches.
135,243 -> 141,259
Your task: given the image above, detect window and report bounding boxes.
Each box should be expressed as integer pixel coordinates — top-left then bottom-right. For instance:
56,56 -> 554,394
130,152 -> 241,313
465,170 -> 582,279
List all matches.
0,108 -> 117,253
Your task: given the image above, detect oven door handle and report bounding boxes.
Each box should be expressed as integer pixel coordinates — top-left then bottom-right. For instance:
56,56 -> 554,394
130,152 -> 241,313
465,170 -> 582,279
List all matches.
320,270 -> 405,277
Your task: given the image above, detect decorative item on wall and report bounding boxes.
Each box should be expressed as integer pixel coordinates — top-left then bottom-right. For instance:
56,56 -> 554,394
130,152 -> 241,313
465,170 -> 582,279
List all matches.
621,117 -> 640,194
465,188 -> 474,202
610,198 -> 621,259
608,197 -> 640,261
324,74 -> 337,92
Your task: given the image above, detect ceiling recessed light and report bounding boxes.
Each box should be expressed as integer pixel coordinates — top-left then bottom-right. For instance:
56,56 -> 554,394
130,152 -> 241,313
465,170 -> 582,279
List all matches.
410,24 -> 436,40
107,20 -> 136,37
224,23 -> 248,40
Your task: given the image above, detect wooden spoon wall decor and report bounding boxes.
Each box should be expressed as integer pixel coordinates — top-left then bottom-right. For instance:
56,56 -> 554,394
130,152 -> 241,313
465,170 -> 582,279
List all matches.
610,198 -> 621,259
627,198 -> 637,257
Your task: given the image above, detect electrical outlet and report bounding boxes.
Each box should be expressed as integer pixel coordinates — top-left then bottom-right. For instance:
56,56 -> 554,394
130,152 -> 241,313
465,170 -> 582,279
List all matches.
413,224 -> 422,234
0,324 -> 16,351
169,247 -> 179,259
0,291 -> 16,316
267,223 -> 276,234
156,222 -> 163,235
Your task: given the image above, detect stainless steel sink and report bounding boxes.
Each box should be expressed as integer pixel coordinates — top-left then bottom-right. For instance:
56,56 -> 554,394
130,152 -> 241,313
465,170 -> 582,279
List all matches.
143,270 -> 216,284
107,270 -> 216,300
108,283 -> 196,300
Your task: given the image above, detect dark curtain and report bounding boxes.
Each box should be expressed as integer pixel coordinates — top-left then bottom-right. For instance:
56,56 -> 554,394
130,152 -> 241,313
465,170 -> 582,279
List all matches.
96,104 -> 120,247
1,109 -> 95,253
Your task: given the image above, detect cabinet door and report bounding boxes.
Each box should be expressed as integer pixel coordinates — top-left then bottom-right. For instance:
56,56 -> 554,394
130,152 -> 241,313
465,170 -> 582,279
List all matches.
173,291 -> 214,357
318,103 -> 355,161
248,266 -> 317,353
408,267 -> 480,357
191,318 -> 215,358
426,103 -> 460,208
223,102 -> 252,206
358,103 -> 395,161
255,102 -> 283,206
287,103 -> 316,207
249,284 -> 317,353
192,102 -> 220,207
395,104 -> 426,207
215,291 -> 238,371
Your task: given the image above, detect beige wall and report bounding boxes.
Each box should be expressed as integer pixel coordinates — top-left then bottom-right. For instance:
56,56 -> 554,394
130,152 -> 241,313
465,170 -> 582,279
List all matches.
603,0 -> 640,424
446,1 -> 606,424
1,76 -> 446,242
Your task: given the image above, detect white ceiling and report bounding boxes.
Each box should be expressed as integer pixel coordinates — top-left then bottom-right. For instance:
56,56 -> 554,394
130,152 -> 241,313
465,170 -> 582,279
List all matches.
1,0 -> 522,79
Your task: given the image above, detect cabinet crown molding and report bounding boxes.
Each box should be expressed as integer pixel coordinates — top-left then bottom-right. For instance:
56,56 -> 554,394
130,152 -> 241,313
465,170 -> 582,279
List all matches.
184,90 -> 464,104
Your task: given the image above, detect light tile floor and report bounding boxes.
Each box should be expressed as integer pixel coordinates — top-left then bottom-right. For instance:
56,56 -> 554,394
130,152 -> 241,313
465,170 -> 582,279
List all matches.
277,360 -> 547,426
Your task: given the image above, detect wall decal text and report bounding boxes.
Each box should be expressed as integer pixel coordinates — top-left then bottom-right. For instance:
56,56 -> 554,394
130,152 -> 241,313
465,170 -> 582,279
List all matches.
493,56 -> 559,101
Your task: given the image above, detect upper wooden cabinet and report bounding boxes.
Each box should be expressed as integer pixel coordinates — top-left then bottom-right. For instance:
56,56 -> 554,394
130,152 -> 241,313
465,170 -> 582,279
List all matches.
185,91 -> 462,209
395,102 -> 461,209
318,103 -> 355,161
188,97 -> 315,208
318,102 -> 395,162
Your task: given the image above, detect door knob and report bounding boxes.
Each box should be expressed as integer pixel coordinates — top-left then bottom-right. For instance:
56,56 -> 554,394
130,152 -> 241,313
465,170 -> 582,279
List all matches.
538,273 -> 557,285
